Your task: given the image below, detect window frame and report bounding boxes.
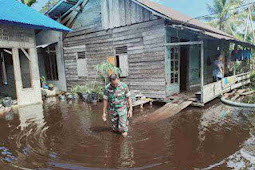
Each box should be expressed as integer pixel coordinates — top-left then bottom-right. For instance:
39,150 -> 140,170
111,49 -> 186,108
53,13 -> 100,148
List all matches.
115,46 -> 129,78
76,51 -> 88,77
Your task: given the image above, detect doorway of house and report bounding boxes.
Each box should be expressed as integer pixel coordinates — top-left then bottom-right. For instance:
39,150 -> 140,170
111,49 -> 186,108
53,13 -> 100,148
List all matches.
180,45 -> 189,92
0,48 -> 16,99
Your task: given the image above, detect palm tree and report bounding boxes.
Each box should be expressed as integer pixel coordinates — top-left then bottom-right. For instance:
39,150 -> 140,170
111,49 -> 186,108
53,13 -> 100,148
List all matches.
206,0 -> 245,32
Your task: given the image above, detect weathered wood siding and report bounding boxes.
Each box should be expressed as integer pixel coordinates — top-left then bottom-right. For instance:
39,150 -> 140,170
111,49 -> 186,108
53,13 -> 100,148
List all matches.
72,0 -> 102,31
101,0 -> 158,29
72,0 -> 158,31
63,19 -> 167,99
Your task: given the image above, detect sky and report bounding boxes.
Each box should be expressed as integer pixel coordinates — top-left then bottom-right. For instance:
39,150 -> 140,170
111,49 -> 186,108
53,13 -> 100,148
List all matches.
32,0 -> 213,18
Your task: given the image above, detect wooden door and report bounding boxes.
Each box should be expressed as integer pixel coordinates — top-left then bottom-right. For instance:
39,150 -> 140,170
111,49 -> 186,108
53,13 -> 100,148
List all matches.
166,46 -> 180,96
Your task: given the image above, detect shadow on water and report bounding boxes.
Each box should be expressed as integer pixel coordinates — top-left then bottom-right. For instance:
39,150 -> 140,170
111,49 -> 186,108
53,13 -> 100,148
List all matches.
0,97 -> 254,169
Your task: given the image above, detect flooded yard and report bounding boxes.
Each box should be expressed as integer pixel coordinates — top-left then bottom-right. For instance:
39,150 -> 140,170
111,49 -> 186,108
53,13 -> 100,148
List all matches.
0,98 -> 255,169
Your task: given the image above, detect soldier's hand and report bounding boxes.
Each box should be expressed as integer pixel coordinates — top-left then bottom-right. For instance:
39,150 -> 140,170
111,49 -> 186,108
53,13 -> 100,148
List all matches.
102,113 -> 107,122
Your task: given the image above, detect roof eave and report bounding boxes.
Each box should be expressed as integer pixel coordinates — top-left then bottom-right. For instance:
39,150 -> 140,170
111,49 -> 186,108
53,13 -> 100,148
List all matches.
0,20 -> 72,32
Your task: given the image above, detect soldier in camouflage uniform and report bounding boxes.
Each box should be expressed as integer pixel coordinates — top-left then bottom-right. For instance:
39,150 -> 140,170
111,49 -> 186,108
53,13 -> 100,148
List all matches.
103,74 -> 132,137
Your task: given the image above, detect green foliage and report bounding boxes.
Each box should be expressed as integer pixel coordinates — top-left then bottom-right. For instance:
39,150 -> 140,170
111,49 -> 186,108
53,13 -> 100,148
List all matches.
40,0 -> 59,13
91,84 -> 104,100
95,62 -> 121,86
20,0 -> 37,7
40,76 -> 47,84
206,0 -> 255,43
206,0 -> 244,32
80,85 -> 91,94
70,85 -> 81,94
70,83 -> 104,100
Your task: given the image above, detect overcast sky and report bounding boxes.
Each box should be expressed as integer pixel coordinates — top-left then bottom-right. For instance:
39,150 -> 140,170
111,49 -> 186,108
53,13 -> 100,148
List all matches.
32,0 -> 213,18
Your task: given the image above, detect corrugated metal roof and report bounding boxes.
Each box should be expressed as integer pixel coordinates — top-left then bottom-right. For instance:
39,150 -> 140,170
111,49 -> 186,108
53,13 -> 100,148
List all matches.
133,0 -> 236,39
0,0 -> 71,32
176,25 -> 254,47
134,0 -> 254,46
205,31 -> 253,47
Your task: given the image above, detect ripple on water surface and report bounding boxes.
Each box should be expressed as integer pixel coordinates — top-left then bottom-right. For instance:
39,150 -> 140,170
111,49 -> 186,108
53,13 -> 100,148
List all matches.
0,98 -> 254,169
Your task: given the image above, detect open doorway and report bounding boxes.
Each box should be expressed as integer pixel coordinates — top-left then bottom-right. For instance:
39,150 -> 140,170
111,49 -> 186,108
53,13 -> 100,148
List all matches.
0,48 -> 16,99
180,45 -> 189,92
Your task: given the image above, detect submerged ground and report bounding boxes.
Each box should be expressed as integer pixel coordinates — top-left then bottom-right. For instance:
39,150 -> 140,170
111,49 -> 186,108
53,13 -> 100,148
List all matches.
0,98 -> 254,169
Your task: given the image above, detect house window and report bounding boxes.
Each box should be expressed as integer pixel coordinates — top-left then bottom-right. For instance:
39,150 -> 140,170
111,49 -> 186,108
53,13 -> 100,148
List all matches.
115,46 -> 128,77
42,44 -> 58,80
77,51 -> 88,77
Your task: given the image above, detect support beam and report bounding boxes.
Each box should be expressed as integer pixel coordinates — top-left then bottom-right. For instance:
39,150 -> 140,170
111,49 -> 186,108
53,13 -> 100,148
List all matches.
165,41 -> 203,46
60,0 -> 88,20
200,41 -> 204,103
61,0 -> 89,27
21,48 -> 31,61
3,49 -> 12,55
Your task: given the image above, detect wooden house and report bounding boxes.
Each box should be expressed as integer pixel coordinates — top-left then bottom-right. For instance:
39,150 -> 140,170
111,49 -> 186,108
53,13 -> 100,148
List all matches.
39,0 -> 253,105
0,0 -> 71,106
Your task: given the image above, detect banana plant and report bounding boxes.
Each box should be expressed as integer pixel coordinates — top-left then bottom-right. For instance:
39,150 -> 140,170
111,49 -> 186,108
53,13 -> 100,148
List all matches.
95,62 -> 121,86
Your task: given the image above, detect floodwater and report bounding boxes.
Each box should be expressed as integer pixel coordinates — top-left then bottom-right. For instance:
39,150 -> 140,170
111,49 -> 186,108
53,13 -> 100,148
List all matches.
0,98 -> 255,169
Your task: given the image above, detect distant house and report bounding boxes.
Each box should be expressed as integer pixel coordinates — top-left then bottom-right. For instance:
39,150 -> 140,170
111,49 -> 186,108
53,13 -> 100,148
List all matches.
0,0 -> 71,106
39,0 -> 253,105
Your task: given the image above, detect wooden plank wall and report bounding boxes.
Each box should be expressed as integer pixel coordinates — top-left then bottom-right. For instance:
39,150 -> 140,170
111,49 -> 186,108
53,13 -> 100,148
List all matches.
63,19 -> 167,99
101,0 -> 158,29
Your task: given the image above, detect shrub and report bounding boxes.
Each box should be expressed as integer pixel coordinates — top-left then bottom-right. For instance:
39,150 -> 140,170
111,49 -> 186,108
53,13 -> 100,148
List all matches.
70,85 -> 81,94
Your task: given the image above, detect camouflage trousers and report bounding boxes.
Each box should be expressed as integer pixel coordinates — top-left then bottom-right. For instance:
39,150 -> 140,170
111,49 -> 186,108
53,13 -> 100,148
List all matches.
108,106 -> 129,132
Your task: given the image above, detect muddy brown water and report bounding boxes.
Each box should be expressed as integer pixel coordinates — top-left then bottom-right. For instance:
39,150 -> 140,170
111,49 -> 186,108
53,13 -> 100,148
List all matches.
0,98 -> 255,169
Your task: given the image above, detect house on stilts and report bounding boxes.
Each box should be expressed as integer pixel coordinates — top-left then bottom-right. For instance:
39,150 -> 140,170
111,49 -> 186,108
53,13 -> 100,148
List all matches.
0,0 -> 71,106
37,0 -> 254,106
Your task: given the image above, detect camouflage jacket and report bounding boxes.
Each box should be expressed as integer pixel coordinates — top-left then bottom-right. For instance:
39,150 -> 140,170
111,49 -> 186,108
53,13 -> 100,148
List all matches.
103,82 -> 131,112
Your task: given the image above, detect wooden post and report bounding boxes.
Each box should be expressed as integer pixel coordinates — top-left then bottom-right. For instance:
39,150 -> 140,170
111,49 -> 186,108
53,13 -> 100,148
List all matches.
1,52 -> 7,85
12,48 -> 22,104
201,41 -> 204,103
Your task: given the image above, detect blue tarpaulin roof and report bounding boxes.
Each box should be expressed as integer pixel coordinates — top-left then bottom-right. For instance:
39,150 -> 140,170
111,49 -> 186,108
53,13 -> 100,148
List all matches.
0,0 -> 72,32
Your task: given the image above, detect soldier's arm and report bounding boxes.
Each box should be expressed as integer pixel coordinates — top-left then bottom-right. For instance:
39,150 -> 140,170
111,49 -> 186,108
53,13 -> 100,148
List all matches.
125,85 -> 133,117
102,88 -> 108,121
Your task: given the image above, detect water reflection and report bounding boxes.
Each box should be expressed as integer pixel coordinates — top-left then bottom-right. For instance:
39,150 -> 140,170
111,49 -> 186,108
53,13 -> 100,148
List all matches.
0,99 -> 254,169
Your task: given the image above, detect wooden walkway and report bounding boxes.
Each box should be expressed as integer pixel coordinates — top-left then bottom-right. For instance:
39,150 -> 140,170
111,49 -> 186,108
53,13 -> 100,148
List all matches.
134,100 -> 192,123
146,101 -> 192,122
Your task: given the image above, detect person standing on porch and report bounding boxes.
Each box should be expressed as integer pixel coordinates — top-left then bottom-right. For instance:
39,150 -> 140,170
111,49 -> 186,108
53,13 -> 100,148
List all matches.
213,54 -> 224,82
102,74 -> 133,137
